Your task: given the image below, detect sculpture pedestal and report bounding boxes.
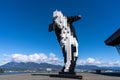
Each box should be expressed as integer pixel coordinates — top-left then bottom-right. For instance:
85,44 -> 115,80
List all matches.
50,72 -> 82,79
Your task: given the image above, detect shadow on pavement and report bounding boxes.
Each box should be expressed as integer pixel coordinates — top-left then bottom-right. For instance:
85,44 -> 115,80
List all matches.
94,72 -> 120,77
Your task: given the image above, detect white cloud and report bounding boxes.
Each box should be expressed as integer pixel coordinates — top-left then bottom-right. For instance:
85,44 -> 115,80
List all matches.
0,59 -> 10,66
5,53 -> 62,65
87,58 -> 95,63
12,54 -> 28,63
77,57 -> 101,65
0,53 -> 63,66
77,57 -> 120,67
28,53 -> 48,63
0,53 -> 120,67
0,54 -> 11,66
9,54 -> 120,67
47,53 -> 62,64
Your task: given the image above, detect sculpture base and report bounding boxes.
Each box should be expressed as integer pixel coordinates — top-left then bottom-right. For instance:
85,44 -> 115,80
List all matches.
59,72 -> 76,74
50,72 -> 82,79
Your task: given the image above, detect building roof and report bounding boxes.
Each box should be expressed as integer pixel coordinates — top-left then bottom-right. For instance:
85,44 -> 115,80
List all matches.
105,28 -> 120,46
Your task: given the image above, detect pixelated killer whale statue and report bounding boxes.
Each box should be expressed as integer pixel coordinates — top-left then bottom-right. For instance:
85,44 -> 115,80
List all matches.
49,10 -> 81,73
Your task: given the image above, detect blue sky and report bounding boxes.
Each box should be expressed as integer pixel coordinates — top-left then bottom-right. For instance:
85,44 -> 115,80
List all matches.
0,0 -> 120,66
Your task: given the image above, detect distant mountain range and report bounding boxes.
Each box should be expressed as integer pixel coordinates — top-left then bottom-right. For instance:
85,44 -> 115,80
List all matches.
0,62 -> 120,71
0,62 -> 62,71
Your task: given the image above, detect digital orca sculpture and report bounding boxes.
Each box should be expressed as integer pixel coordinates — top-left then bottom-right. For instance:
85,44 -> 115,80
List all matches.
49,10 -> 81,73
